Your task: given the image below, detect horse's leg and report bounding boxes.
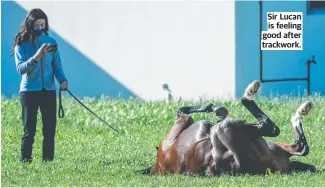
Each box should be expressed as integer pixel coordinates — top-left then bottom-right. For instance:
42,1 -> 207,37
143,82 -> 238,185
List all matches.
273,101 -> 313,157
241,80 -> 280,137
209,80 -> 279,174
211,118 -> 272,174
209,122 -> 240,175
176,103 -> 229,119
268,101 -> 315,173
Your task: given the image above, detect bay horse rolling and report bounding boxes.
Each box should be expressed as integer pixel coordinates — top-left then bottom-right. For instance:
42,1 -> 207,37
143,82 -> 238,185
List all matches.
141,80 -> 316,176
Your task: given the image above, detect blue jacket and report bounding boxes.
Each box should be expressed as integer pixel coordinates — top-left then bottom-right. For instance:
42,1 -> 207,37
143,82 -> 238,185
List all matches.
14,32 -> 67,93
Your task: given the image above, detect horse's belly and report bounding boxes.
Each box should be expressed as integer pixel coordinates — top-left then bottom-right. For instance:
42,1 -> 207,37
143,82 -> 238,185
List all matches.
216,138 -> 274,175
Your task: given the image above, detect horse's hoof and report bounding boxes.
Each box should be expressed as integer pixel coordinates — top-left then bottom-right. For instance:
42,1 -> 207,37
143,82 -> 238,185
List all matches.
243,80 -> 261,100
296,101 -> 313,117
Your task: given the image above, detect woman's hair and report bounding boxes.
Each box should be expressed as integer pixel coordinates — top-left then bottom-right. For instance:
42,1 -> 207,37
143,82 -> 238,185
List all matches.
11,8 -> 49,56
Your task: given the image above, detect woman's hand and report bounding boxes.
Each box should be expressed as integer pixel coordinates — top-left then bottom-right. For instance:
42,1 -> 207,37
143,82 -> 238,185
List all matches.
60,81 -> 68,90
32,43 -> 48,61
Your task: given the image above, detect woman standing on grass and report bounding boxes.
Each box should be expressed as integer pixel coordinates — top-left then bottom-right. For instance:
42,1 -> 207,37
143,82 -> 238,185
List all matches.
11,8 -> 68,163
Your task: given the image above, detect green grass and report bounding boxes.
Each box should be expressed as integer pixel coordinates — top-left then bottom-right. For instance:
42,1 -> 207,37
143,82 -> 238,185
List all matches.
2,95 -> 325,187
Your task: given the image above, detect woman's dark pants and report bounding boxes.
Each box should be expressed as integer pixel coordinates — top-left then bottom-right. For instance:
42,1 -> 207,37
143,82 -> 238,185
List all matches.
20,90 -> 57,163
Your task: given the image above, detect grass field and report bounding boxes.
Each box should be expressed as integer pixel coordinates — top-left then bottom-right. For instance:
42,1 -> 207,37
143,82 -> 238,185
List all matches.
1,95 -> 325,187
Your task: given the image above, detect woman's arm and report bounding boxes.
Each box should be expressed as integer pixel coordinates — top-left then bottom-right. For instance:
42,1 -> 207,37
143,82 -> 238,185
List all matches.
52,49 -> 68,84
15,45 -> 37,75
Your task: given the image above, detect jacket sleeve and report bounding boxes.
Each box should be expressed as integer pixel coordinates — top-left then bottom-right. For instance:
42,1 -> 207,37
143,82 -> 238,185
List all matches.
52,48 -> 68,84
15,45 -> 37,75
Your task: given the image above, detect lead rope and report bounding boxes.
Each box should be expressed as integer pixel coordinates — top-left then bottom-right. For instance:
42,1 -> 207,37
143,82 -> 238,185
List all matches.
58,88 -> 154,172
59,88 -> 120,133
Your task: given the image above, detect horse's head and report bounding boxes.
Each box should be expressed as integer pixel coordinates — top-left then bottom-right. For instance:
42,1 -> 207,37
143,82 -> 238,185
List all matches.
138,163 -> 158,175
135,146 -> 158,175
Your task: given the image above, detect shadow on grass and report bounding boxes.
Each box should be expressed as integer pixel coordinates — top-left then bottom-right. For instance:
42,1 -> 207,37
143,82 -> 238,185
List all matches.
136,160 -> 320,177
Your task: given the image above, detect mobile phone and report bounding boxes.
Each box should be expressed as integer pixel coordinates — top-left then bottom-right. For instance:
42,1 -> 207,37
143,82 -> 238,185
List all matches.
46,44 -> 58,52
